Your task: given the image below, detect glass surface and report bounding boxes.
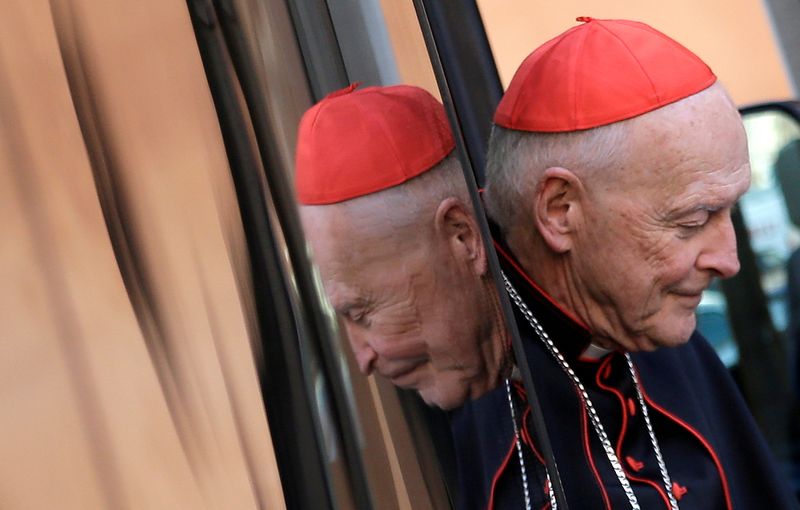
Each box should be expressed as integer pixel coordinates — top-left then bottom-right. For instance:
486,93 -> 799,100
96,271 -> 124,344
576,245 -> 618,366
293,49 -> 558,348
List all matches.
741,111 -> 800,332
696,280 -> 740,367
291,2 -> 483,508
696,110 -> 800,367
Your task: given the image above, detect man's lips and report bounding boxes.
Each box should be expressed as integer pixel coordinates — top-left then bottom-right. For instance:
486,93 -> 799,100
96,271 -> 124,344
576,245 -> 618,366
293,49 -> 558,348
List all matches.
671,288 -> 706,307
673,290 -> 704,297
381,359 -> 426,386
672,281 -> 711,298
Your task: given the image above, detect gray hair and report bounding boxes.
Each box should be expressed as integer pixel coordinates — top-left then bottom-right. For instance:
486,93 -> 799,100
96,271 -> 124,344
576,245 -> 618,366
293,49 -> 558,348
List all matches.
484,83 -> 732,237
336,151 -> 472,238
483,122 -> 630,236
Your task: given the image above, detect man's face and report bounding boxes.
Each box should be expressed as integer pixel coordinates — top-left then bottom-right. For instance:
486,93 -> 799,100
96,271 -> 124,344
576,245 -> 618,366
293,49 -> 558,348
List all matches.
301,205 -> 497,409
571,90 -> 751,351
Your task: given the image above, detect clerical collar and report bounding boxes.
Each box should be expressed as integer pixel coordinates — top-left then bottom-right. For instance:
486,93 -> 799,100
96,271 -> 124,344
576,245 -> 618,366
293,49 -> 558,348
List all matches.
580,343 -> 613,360
493,236 -> 593,361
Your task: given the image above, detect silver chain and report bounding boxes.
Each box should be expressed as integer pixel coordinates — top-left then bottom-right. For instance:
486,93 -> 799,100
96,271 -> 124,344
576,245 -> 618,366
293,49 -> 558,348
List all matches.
625,355 -> 680,509
504,378 -> 558,510
502,272 -> 679,510
505,378 -> 533,510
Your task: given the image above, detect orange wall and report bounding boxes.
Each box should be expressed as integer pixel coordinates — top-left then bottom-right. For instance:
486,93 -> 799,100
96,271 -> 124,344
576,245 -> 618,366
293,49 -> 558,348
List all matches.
476,0 -> 794,106
379,0 -> 440,98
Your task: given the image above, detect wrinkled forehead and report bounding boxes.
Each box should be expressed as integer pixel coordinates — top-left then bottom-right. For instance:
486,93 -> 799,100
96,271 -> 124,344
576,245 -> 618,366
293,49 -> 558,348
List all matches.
321,275 -> 367,313
300,204 -> 362,272
300,209 -> 368,312
300,202 -> 412,284
617,88 -> 748,185
646,84 -> 744,146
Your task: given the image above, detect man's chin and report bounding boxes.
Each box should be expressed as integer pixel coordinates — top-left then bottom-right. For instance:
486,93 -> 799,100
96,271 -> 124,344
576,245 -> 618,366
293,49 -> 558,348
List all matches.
636,327 -> 696,351
616,329 -> 694,352
628,313 -> 697,351
418,387 -> 467,411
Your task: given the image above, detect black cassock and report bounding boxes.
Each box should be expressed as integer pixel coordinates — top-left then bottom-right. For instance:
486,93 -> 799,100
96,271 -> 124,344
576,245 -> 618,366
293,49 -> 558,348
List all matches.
449,241 -> 798,510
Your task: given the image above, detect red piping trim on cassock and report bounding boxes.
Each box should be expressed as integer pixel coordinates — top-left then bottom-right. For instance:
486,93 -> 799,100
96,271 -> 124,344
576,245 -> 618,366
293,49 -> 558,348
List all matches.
539,477 -> 553,510
521,407 -> 546,464
596,356 -> 672,509
495,242 -> 609,506
672,481 -> 688,500
635,365 -> 734,510
493,241 -> 592,332
579,390 -> 613,509
487,436 -> 521,510
512,381 -> 546,465
627,398 -> 637,416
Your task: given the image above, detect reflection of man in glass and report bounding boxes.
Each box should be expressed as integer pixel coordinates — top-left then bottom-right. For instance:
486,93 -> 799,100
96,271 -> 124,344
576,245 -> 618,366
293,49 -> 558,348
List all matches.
295,84 -> 509,411
474,17 -> 798,509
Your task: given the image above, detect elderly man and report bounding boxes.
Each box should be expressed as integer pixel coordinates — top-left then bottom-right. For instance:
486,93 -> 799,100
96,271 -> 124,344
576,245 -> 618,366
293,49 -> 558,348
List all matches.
469,17 -> 799,509
294,83 -> 510,410
295,84 -> 559,509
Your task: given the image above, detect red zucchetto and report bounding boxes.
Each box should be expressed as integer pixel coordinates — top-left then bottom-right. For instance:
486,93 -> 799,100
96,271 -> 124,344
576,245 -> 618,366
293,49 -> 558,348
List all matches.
295,83 -> 455,205
494,17 -> 717,132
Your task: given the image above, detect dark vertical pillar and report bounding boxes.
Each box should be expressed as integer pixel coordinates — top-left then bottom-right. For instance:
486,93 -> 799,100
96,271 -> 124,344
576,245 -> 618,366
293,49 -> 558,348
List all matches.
420,0 -> 504,185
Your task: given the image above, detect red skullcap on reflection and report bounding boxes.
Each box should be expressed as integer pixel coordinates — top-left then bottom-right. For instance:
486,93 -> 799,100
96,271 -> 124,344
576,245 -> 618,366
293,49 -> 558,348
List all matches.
295,83 -> 455,205
494,17 -> 717,132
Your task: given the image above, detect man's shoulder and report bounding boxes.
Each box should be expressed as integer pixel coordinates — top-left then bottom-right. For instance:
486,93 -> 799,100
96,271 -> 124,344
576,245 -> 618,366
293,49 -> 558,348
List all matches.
629,331 -> 745,416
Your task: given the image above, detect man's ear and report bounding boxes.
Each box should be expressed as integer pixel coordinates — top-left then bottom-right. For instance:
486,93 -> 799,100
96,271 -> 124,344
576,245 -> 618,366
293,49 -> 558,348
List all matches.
434,197 -> 488,276
533,167 -> 583,253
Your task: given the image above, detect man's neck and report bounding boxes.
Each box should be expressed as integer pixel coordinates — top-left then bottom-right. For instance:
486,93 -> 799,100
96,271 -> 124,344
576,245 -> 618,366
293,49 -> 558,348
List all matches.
477,277 -> 514,397
508,234 -> 580,317
506,234 -> 630,353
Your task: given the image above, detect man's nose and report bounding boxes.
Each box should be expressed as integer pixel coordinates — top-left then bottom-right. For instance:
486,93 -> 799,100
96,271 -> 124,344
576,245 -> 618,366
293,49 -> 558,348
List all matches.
345,327 -> 378,375
355,347 -> 378,375
697,214 -> 740,279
